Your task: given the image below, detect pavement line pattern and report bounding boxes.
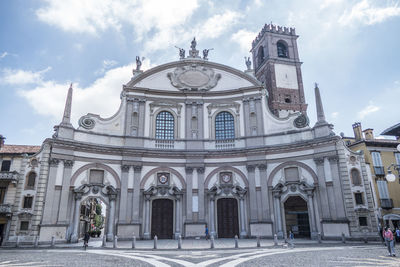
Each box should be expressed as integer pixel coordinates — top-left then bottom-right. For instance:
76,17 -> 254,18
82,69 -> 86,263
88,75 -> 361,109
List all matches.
87,250 -> 171,267
0,260 -> 61,267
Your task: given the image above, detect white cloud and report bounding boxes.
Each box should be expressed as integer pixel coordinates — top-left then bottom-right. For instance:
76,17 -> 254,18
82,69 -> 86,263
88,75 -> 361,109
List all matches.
331,112 -> 339,119
231,29 -> 257,54
17,59 -> 154,125
358,102 -> 380,119
339,0 -> 400,26
0,67 -> 51,85
0,52 -> 8,59
197,11 -> 243,39
95,59 -> 119,75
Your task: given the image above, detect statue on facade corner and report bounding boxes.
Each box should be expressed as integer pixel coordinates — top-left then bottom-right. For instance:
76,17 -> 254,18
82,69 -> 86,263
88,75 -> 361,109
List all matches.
136,56 -> 143,71
245,57 -> 251,70
175,46 -> 185,59
203,48 -> 213,60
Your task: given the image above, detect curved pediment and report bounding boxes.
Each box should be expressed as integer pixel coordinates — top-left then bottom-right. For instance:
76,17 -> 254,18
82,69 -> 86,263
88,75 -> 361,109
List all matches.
125,59 -> 262,92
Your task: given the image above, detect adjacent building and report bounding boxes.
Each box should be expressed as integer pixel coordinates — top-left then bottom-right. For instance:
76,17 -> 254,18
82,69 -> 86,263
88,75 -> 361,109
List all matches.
0,135 -> 41,245
2,24 -> 379,244
344,123 -> 400,228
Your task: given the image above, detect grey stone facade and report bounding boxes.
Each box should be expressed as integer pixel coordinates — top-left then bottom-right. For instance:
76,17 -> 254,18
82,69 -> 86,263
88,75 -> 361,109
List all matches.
3,24 -> 378,244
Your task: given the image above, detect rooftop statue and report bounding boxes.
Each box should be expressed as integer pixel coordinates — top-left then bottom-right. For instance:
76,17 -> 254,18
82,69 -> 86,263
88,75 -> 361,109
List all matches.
245,57 -> 252,70
175,46 -> 185,59
190,37 -> 197,50
136,56 -> 142,71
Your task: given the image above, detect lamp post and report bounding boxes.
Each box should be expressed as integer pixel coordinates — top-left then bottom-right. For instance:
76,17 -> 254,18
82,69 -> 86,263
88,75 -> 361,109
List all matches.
386,164 -> 400,182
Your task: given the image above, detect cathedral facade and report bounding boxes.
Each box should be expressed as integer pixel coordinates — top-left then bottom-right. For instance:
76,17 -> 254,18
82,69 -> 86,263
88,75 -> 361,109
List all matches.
4,24 -> 378,244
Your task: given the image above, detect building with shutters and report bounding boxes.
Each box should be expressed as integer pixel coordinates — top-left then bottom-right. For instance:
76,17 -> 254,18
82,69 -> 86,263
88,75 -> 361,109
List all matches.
2,24 -> 379,244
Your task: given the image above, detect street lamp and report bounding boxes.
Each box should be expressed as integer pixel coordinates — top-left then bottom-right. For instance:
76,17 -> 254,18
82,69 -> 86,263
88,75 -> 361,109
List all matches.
386,164 -> 400,182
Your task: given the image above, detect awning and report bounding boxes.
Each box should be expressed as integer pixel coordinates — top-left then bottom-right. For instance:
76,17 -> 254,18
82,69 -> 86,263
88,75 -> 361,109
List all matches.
383,214 -> 400,220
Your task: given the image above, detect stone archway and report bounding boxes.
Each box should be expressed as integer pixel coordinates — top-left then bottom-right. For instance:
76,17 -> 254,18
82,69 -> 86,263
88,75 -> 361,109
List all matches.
217,198 -> 239,238
151,199 -> 174,239
284,196 -> 310,238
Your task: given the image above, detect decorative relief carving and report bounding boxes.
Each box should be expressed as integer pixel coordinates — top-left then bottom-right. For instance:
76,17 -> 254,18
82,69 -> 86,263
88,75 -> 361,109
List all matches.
167,64 -> 221,91
63,160 -> 74,168
49,158 -> 60,167
79,115 -> 95,129
293,113 -> 309,128
149,102 -> 182,116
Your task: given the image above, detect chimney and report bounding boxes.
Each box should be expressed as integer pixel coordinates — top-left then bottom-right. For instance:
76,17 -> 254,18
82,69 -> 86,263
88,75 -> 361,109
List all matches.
363,128 -> 374,140
0,135 -> 5,148
352,122 -> 363,141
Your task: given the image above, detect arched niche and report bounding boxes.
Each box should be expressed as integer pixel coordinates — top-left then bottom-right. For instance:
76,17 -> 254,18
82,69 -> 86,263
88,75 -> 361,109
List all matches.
268,161 -> 318,188
70,163 -> 121,189
140,166 -> 186,190
204,166 -> 248,189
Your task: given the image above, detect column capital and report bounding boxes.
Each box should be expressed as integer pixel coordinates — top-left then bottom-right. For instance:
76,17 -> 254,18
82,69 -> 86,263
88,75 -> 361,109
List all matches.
63,160 -> 74,168
49,158 -> 60,167
185,167 -> 194,174
197,167 -> 205,174
121,165 -> 131,172
133,165 -> 142,172
328,155 -> 339,163
109,193 -> 117,201
313,157 -> 324,165
246,165 -> 256,172
75,192 -> 83,200
257,164 -> 267,171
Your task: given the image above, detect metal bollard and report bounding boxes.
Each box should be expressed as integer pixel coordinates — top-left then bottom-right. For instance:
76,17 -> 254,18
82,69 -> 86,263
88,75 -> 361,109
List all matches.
16,235 -> 20,248
341,233 -> 346,243
154,235 -> 158,249
257,236 -> 261,248
234,235 -> 238,248
274,234 -> 278,247
113,235 -> 118,248
102,235 -> 107,247
51,236 -> 55,247
34,236 -> 39,248
210,236 -> 215,249
132,235 -> 136,249
178,235 -> 182,249
317,232 -> 322,244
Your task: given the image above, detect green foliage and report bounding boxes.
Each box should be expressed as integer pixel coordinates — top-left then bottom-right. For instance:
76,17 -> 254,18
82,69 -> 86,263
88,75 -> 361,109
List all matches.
94,214 -> 103,229
95,204 -> 102,215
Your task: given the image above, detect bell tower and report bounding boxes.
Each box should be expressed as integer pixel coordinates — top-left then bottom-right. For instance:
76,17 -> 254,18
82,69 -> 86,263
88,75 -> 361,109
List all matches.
251,24 -> 307,118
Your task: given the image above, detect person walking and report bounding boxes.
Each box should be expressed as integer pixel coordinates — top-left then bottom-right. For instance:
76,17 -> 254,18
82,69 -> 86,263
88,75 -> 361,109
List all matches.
396,228 -> 400,243
205,225 -> 209,241
83,231 -> 90,250
383,227 -> 396,257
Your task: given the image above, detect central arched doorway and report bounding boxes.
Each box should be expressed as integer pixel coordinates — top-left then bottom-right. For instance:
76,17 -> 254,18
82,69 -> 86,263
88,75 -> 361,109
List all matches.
151,199 -> 173,239
284,196 -> 310,238
217,198 -> 239,238
79,197 -> 107,239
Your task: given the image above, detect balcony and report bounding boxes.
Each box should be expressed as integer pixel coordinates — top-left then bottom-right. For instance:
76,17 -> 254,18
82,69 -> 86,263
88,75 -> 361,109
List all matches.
380,198 -> 393,209
0,171 -> 18,183
0,203 -> 12,216
374,166 -> 385,176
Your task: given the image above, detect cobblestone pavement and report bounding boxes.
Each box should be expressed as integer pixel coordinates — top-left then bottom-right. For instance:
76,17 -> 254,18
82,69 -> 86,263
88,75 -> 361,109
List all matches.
1,244 -> 400,266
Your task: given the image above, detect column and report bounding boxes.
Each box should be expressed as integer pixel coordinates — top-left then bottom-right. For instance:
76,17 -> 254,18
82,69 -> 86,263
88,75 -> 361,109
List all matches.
314,157 -> 331,219
131,165 -> 142,223
239,193 -> 247,238
175,194 -> 182,239
307,191 -> 318,239
119,165 -> 130,223
185,167 -> 193,222
328,156 -> 346,218
70,192 -> 82,243
209,194 -> 216,237
42,158 -> 59,224
273,192 -> 283,238
258,164 -> 270,221
107,194 -> 116,241
143,194 -> 151,239
58,160 -> 74,223
246,165 -> 258,222
197,167 -> 205,221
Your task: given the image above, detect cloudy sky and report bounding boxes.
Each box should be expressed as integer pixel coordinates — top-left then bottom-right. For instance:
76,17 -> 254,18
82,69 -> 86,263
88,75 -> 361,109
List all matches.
0,0 -> 399,145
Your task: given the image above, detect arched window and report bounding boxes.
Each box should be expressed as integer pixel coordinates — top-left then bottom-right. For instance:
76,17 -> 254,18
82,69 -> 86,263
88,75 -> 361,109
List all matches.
257,46 -> 265,66
215,112 -> 235,140
351,169 -> 361,185
26,172 -> 36,189
155,111 -> 174,139
277,41 -> 288,58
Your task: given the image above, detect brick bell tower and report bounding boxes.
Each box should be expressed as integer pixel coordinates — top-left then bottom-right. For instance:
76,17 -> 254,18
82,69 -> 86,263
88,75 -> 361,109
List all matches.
251,24 -> 307,118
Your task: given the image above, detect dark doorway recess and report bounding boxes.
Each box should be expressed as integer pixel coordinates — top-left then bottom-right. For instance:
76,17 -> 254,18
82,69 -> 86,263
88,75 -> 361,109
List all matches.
284,196 -> 310,238
217,198 -> 239,238
151,199 -> 173,239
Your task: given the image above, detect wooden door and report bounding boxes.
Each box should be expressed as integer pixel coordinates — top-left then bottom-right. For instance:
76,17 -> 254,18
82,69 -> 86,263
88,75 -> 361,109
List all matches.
151,199 -> 173,239
217,198 -> 239,238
